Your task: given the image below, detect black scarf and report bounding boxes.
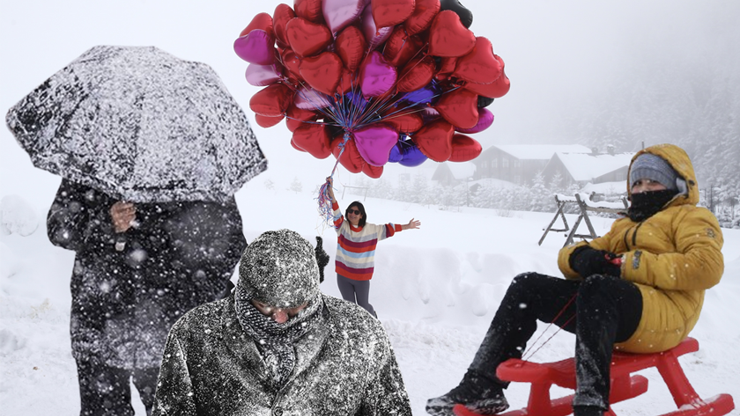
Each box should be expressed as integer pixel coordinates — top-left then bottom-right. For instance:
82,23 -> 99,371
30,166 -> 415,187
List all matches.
237,294 -> 324,390
627,189 -> 678,222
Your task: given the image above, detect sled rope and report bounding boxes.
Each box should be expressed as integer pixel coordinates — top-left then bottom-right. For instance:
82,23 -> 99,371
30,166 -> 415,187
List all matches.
522,294 -> 577,361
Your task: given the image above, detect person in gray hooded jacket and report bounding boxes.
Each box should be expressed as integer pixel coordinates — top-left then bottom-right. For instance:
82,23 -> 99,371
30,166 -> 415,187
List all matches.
152,229 -> 412,416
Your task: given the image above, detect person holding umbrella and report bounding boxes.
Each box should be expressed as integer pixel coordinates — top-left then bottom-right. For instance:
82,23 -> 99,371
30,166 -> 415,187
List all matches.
6,45 -> 268,415
325,177 -> 421,318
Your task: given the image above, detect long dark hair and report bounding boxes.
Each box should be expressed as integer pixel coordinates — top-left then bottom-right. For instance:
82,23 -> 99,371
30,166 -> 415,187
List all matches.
345,201 -> 367,227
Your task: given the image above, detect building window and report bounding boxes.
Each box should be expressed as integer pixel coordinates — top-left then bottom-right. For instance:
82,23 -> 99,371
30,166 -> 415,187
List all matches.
502,158 -> 509,168
492,158 -> 498,168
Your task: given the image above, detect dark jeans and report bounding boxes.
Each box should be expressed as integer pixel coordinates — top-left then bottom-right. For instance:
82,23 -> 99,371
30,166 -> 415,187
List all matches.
76,358 -> 159,416
336,274 -> 377,317
469,272 -> 643,411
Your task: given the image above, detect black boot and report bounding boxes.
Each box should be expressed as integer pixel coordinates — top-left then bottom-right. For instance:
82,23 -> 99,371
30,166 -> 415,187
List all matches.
573,405 -> 606,416
426,371 -> 509,416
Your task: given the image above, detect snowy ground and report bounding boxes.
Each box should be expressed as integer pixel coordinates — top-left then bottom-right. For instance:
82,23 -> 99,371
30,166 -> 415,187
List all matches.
1,183 -> 738,416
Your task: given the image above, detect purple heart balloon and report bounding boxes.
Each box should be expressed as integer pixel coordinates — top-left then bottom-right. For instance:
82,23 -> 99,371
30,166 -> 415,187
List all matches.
234,30 -> 275,65
388,143 -> 403,163
400,81 -> 443,106
421,106 -> 441,123
455,108 -> 495,134
353,124 -> 399,166
360,4 -> 392,51
245,63 -> 282,86
323,0 -> 368,35
295,86 -> 333,110
400,143 -> 428,167
360,51 -> 397,98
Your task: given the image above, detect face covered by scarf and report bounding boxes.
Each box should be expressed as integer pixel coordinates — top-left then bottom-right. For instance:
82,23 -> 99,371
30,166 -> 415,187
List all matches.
627,189 -> 678,222
234,229 -> 325,390
238,292 -> 324,389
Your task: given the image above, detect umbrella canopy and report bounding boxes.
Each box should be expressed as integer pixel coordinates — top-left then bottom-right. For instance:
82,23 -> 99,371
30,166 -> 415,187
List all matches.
6,45 -> 267,203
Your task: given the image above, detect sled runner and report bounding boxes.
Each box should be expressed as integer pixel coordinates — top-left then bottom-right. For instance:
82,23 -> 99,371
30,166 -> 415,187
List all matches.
454,337 -> 735,416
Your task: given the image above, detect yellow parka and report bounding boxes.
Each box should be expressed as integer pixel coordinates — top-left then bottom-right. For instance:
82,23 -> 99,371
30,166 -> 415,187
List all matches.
557,144 -> 724,353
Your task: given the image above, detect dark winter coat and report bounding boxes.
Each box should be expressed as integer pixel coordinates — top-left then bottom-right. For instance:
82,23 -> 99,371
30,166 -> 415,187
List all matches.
152,294 -> 412,416
47,179 -> 247,369
558,144 -> 724,353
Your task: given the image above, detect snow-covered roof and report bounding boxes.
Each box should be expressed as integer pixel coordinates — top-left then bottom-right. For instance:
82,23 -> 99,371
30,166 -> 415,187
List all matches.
554,152 -> 634,181
446,162 -> 476,180
489,144 -> 592,160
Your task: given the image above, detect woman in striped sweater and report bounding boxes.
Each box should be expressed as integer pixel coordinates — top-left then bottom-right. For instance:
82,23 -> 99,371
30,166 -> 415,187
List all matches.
326,177 -> 421,317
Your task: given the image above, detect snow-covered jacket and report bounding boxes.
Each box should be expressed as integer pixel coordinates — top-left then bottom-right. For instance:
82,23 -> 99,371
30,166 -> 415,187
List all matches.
152,294 -> 412,416
558,144 -> 724,353
333,201 -> 402,281
47,179 -> 246,369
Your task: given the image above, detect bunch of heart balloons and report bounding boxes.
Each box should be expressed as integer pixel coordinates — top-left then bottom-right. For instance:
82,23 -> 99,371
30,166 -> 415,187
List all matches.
235,0 -> 510,178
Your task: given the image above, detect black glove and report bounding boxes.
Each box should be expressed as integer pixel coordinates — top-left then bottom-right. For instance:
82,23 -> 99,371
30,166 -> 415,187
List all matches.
569,246 -> 621,278
315,236 -> 331,283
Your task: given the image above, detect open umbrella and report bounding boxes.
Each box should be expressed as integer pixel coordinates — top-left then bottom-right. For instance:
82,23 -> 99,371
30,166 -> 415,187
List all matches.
6,45 -> 267,203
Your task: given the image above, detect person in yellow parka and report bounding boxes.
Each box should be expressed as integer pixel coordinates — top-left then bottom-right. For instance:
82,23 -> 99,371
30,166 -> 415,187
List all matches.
426,143 -> 724,416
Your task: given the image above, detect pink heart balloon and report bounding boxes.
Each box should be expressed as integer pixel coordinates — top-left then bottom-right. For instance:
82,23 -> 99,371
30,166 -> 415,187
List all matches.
245,63 -> 282,86
234,29 -> 275,65
353,124 -> 399,166
455,108 -> 494,134
359,51 -> 397,98
360,4 -> 392,51
323,0 -> 368,35
294,86 -> 332,110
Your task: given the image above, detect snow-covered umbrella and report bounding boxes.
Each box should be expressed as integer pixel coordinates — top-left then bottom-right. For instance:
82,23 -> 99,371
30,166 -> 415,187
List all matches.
5,45 -> 267,203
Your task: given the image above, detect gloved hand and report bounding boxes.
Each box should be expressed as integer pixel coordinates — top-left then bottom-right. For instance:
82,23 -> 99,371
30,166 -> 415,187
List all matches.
569,246 -> 621,278
315,236 -> 331,283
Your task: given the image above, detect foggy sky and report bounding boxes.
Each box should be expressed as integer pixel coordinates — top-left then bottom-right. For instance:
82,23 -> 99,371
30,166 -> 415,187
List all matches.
2,0 -> 739,202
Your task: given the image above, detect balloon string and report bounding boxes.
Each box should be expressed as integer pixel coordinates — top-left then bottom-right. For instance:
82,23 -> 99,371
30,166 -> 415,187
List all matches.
317,132 -> 351,225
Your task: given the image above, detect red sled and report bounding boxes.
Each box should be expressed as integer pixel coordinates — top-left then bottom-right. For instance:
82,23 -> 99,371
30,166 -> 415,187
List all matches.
454,337 -> 734,416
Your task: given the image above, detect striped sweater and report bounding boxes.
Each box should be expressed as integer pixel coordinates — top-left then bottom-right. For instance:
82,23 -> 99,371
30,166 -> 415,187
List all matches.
333,201 -> 402,281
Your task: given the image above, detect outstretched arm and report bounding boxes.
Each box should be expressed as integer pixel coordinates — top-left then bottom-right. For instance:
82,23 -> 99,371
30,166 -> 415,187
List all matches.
401,218 -> 421,231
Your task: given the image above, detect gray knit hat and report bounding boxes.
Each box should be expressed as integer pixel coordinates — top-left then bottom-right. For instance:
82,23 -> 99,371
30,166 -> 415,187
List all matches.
629,153 -> 679,190
236,229 -> 320,308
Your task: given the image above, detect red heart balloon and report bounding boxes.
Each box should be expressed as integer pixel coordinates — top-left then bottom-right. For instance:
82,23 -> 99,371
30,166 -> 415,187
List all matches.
286,17 -> 332,57
291,137 -> 307,152
363,163 -> 383,178
463,55 -> 511,98
332,137 -> 364,173
397,56 -> 435,92
383,26 -> 424,67
293,124 -> 332,159
382,111 -> 424,133
434,88 -> 479,129
335,26 -> 367,72
372,0 -> 416,28
239,12 -> 275,38
336,68 -> 357,95
294,0 -> 323,23
454,37 -> 502,85
249,83 -> 294,116
274,4 -> 296,47
405,0 -> 440,35
412,119 -> 454,162
300,51 -> 343,95
281,48 -> 303,80
448,134 -> 482,162
286,103 -> 318,132
435,56 -> 457,80
428,10 -> 476,57
255,113 -> 285,128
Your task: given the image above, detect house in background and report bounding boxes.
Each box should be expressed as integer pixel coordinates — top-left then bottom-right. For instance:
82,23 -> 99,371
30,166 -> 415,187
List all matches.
473,145 -> 592,185
432,161 -> 476,186
541,151 -> 634,188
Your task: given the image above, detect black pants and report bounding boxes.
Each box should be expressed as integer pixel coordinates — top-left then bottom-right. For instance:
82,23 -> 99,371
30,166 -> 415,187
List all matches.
76,359 -> 159,416
469,273 -> 643,410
